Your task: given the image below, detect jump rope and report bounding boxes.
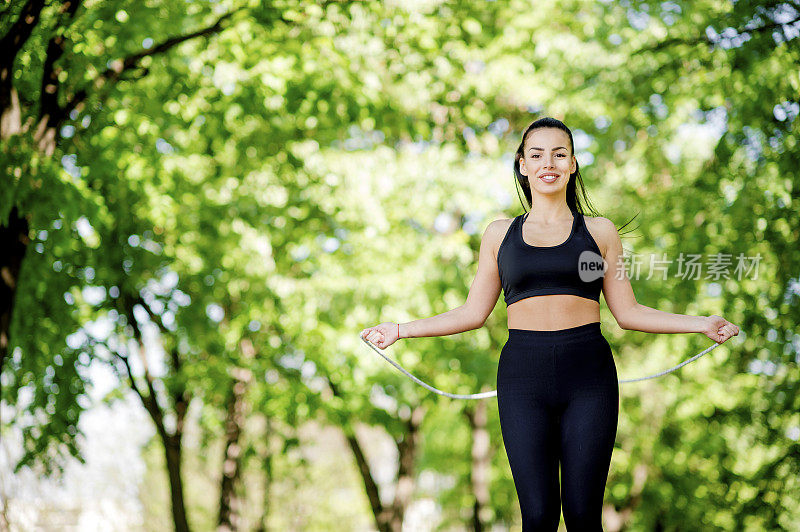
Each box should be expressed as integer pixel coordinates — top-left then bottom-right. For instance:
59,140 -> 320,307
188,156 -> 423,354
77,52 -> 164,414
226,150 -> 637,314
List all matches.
360,331 -> 724,400
360,210 -> 731,398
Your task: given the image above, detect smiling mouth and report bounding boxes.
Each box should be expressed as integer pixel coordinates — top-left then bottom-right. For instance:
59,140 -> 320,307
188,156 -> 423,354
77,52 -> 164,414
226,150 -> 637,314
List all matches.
539,173 -> 558,182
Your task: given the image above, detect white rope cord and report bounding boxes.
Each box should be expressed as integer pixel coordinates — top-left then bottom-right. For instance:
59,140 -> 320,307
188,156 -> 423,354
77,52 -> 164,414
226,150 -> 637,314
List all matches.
360,336 -> 723,400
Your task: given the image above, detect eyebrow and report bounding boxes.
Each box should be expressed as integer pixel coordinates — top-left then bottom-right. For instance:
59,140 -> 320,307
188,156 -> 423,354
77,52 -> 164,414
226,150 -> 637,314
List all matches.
529,146 -> 568,152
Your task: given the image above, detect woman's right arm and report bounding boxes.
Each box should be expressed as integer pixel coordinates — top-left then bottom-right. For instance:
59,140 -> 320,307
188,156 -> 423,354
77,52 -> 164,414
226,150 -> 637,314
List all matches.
362,220 -> 505,348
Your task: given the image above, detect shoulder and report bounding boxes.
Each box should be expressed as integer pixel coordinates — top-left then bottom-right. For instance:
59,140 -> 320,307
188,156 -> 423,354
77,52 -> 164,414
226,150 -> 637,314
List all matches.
582,215 -> 618,256
482,217 -> 516,257
584,215 -> 617,235
483,217 -> 514,243
489,216 -> 516,231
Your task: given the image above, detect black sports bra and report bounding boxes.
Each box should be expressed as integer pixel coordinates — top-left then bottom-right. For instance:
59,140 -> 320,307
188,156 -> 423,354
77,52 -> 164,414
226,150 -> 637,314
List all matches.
496,209 -> 605,306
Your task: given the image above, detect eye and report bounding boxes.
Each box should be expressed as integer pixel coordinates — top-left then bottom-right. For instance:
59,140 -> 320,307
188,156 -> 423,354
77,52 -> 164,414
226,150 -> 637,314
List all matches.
557,153 -> 566,157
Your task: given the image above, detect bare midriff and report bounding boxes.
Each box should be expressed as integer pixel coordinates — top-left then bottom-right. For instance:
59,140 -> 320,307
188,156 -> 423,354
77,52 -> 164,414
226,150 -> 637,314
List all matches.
507,294 -> 601,331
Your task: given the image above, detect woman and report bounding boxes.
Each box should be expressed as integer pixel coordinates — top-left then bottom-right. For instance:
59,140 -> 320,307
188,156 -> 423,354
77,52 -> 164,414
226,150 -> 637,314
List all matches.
360,116 -> 739,531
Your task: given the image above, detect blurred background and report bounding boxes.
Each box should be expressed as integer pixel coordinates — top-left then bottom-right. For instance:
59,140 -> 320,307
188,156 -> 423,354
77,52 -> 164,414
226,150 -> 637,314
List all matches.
1,0 -> 798,530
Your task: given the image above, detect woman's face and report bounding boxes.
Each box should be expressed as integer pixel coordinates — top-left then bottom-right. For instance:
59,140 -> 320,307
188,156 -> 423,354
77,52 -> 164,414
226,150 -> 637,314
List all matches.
519,128 -> 576,193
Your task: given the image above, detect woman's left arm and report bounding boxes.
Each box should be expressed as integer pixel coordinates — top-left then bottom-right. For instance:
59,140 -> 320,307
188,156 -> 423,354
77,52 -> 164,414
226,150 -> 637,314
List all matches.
595,218 -> 740,343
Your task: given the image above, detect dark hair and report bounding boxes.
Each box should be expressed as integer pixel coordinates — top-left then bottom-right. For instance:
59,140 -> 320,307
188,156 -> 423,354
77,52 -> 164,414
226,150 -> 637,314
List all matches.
513,116 -> 638,237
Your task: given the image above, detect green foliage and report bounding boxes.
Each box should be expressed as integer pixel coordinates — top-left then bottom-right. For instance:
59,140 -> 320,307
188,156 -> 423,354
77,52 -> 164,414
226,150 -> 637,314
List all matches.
2,0 -> 798,529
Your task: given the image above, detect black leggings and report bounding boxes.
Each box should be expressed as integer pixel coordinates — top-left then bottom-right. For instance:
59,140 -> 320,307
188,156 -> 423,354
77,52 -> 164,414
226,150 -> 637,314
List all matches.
496,322 -> 619,531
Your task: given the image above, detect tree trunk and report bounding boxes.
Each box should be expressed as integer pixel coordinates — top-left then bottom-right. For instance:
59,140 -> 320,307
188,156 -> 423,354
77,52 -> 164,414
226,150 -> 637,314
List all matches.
255,415 -> 274,532
327,376 -> 425,532
120,307 -> 192,532
164,434 -> 190,532
386,405 -> 425,532
217,365 -> 251,531
465,397 -> 491,531
343,428 -> 389,531
0,206 -> 29,420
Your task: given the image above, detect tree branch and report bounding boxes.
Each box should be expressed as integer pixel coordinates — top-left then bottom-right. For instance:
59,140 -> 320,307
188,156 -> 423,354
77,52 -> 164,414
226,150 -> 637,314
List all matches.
120,350 -> 171,442
119,293 -> 175,434
125,294 -> 191,437
635,13 -> 800,54
39,0 -> 84,116
0,0 -> 47,136
0,0 -> 47,80
62,7 -> 243,119
96,333 -> 170,443
135,294 -> 169,335
34,0 -> 83,149
114,349 -> 147,408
